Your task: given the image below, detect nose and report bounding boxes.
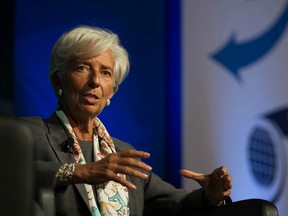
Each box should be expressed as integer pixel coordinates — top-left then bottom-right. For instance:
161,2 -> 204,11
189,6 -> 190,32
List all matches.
88,70 -> 100,88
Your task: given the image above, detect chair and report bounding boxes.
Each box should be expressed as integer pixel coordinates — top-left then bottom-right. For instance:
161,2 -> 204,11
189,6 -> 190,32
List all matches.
197,198 -> 279,216
0,117 -> 34,216
0,117 -> 54,216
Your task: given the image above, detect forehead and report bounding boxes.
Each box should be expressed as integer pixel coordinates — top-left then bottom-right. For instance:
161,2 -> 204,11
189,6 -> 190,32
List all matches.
72,49 -> 115,68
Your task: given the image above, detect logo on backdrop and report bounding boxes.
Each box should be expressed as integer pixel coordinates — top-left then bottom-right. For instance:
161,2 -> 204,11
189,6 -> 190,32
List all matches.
247,108 -> 287,202
210,2 -> 288,81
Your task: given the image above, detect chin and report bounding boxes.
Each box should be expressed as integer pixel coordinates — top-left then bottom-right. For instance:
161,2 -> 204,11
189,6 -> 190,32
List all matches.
84,107 -> 103,117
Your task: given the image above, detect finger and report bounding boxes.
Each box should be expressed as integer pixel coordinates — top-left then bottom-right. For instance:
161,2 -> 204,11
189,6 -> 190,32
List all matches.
116,165 -> 149,180
119,150 -> 151,159
223,189 -> 232,197
179,169 -> 206,181
224,190 -> 231,197
118,157 -> 152,172
109,172 -> 138,190
88,166 -> 138,190
224,181 -> 233,191
215,166 -> 228,176
221,174 -> 232,190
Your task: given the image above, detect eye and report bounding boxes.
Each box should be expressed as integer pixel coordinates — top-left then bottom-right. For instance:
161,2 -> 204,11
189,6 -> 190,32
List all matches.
101,70 -> 112,77
76,65 -> 89,72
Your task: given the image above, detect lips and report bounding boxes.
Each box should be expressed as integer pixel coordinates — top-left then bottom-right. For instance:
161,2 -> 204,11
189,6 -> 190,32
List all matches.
82,93 -> 100,104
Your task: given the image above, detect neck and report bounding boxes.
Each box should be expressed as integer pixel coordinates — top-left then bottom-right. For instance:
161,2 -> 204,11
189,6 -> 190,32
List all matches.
64,111 -> 95,141
72,126 -> 94,141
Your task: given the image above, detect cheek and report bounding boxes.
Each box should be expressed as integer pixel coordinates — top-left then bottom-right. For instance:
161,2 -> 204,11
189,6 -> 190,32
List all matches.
62,86 -> 77,105
64,75 -> 84,93
105,84 -> 115,98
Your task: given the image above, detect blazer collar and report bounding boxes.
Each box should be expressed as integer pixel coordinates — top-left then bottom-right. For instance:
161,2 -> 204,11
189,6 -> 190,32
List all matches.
46,113 -> 72,161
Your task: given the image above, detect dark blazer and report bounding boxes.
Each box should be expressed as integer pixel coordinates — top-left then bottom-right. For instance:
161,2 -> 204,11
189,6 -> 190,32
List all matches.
22,113 -> 208,216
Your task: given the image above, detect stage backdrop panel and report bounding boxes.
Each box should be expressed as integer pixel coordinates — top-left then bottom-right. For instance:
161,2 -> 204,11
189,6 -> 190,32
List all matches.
182,0 -> 288,215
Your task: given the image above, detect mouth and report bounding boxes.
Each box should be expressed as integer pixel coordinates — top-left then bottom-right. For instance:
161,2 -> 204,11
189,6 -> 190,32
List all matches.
82,93 -> 100,105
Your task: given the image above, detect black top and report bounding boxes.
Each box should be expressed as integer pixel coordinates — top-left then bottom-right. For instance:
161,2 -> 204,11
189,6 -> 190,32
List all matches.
78,140 -> 93,163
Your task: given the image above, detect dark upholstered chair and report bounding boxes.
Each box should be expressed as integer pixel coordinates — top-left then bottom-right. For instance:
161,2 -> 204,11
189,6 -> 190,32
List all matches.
0,117 -> 54,216
0,117 -> 278,216
0,117 -> 34,216
189,199 -> 278,216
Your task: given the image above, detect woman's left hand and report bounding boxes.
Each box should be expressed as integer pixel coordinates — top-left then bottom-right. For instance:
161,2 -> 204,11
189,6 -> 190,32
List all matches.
179,166 -> 232,206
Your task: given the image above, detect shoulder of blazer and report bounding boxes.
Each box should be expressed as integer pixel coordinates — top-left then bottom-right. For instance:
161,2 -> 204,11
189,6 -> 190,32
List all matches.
20,116 -> 48,132
20,113 -> 57,130
112,137 -> 136,152
20,113 -> 67,140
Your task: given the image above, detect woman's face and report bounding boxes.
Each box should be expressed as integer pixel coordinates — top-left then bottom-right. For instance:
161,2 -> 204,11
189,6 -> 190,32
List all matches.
60,50 -> 115,120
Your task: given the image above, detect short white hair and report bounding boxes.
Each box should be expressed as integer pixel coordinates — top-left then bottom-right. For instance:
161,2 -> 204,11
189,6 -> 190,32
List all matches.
49,25 -> 129,95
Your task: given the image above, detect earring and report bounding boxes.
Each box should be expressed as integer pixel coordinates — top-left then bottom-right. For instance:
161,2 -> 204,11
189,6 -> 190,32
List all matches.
58,89 -> 63,97
105,99 -> 111,106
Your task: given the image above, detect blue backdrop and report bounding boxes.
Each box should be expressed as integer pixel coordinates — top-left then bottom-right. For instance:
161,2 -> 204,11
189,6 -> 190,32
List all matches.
13,0 -> 181,186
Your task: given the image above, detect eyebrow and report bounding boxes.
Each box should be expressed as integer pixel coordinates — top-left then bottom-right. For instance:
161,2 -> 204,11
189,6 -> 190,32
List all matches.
74,60 -> 114,71
100,65 -> 114,71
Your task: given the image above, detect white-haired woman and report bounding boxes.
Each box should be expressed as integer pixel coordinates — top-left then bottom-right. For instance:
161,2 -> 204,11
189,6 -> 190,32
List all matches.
23,26 -> 232,216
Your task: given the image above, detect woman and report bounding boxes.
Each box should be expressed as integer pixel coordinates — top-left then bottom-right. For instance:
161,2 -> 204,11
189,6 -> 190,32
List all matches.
24,26 -> 232,216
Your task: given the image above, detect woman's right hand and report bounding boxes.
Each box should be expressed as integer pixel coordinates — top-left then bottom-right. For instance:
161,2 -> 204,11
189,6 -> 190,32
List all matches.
72,149 -> 152,190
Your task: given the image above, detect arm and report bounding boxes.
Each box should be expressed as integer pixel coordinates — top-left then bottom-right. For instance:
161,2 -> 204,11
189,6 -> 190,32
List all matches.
143,168 -> 232,216
143,172 -> 208,216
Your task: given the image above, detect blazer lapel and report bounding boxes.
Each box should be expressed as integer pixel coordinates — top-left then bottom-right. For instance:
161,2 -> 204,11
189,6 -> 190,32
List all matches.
46,113 -> 91,212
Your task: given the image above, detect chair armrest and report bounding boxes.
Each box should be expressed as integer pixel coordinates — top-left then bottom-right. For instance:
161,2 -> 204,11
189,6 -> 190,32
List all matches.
185,199 -> 278,216
212,199 -> 278,216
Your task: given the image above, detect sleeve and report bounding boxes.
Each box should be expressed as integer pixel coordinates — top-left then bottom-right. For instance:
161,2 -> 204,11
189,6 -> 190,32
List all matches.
34,161 -> 62,189
143,172 -> 207,216
20,118 -> 65,197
